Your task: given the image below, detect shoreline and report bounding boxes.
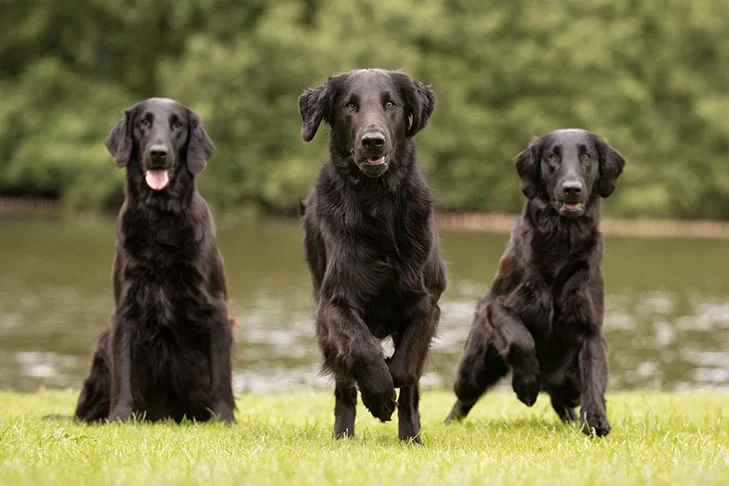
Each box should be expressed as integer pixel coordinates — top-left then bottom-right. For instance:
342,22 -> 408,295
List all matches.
435,212 -> 729,239
3,197 -> 729,239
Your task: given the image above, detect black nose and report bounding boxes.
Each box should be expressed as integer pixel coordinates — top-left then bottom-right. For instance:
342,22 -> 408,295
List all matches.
562,180 -> 583,197
149,144 -> 168,161
361,132 -> 386,151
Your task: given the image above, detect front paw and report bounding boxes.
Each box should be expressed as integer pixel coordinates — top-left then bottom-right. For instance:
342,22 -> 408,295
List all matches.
211,400 -> 236,424
512,371 -> 540,407
108,404 -> 132,422
581,410 -> 611,437
358,365 -> 397,422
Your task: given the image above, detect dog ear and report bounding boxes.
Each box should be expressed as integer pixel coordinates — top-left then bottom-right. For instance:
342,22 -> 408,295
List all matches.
514,136 -> 542,200
298,83 -> 331,142
595,137 -> 626,198
105,109 -> 134,168
186,110 -> 215,175
394,72 -> 437,137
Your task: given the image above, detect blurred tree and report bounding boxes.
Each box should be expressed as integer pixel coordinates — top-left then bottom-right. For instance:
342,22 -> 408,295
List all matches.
1,0 -> 728,218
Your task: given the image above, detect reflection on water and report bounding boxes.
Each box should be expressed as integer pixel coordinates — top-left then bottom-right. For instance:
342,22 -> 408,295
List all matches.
0,219 -> 728,393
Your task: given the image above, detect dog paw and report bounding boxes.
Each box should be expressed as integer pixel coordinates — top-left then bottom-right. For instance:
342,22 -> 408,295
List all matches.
211,400 -> 236,424
108,405 -> 132,422
359,373 -> 396,422
512,372 -> 540,407
581,411 -> 611,437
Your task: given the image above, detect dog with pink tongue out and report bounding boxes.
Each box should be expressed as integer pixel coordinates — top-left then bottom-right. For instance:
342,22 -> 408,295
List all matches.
106,97 -> 214,206
69,97 -> 237,424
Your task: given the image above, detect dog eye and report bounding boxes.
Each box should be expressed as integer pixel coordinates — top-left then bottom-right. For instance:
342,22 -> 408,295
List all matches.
548,153 -> 558,162
345,103 -> 356,112
582,153 -> 591,161
384,101 -> 395,109
172,120 -> 183,130
140,118 -> 152,128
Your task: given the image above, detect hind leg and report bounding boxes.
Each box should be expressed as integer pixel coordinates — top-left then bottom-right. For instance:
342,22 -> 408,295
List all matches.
546,377 -> 580,423
74,330 -> 112,422
446,326 -> 509,423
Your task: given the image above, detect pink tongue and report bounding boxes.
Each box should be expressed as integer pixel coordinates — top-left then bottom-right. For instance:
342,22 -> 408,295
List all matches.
145,170 -> 169,191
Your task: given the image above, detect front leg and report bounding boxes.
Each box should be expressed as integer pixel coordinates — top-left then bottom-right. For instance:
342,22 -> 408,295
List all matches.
209,308 -> 236,423
557,264 -> 610,436
318,298 -> 396,423
387,294 -> 438,388
108,312 -> 133,422
397,385 -> 422,444
489,299 -> 541,406
579,334 -> 611,436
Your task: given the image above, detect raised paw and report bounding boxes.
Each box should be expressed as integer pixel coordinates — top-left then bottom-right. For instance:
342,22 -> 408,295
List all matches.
581,411 -> 611,437
512,371 -> 540,407
358,372 -> 396,422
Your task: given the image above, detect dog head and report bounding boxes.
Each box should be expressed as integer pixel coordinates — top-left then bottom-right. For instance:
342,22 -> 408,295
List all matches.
105,98 -> 215,192
514,129 -> 626,218
298,69 -> 436,178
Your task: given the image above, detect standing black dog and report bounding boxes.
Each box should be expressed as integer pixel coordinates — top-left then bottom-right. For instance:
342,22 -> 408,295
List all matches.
73,98 -> 236,423
298,69 -> 447,443
445,129 -> 626,437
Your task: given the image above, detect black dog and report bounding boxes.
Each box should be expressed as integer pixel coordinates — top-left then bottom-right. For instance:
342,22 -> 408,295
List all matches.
445,129 -> 626,437
74,98 -> 236,423
298,69 -> 447,443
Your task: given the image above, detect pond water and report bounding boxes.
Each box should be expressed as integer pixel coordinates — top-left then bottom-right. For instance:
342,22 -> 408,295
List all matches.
1,219 -> 727,394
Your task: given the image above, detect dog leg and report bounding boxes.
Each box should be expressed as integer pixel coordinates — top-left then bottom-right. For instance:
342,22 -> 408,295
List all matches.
397,385 -> 422,444
209,311 -> 236,423
489,301 -> 541,407
447,334 -> 508,423
387,295 -> 438,388
74,330 -> 112,422
546,379 -> 580,423
333,373 -> 357,438
108,313 -> 133,422
318,300 -> 396,422
579,334 -> 611,436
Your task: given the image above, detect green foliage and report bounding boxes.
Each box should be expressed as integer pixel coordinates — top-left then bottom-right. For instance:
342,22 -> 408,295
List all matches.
1,390 -> 728,485
2,0 -> 729,218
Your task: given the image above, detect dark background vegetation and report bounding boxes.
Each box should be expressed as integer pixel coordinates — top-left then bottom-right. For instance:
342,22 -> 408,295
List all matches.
1,0 -> 728,219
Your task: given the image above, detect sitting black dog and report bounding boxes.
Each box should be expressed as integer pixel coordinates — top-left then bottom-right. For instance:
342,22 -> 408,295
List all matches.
445,129 -> 626,437
73,98 -> 236,423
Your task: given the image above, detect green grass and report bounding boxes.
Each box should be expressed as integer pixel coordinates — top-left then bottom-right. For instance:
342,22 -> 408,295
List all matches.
1,390 -> 727,485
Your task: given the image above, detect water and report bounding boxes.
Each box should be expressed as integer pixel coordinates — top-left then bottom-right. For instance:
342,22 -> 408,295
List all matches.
1,219 -> 728,394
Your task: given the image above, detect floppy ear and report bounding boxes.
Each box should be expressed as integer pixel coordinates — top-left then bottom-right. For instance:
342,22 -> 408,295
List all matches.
513,136 -> 542,200
105,109 -> 134,168
395,73 -> 437,137
298,84 -> 330,142
595,137 -> 626,198
186,110 -> 215,175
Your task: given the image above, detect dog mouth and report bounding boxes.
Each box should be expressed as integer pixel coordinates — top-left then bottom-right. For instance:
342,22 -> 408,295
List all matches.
555,200 -> 586,217
144,169 -> 170,191
357,154 -> 390,177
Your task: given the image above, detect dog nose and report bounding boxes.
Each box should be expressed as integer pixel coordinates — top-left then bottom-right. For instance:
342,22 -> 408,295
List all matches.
562,180 -> 583,197
149,145 -> 168,160
361,132 -> 386,150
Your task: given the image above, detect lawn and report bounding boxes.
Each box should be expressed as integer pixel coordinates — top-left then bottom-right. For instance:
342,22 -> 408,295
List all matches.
0,389 -> 727,485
